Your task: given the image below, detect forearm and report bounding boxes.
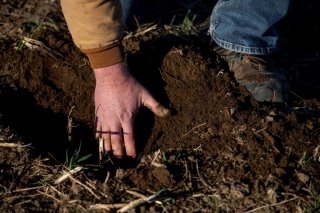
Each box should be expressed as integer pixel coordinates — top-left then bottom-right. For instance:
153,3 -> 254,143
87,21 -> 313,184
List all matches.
60,0 -> 125,68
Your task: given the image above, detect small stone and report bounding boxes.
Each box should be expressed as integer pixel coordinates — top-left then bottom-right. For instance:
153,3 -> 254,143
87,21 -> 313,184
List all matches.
313,145 -> 320,162
279,157 -> 288,167
207,127 -> 215,135
235,153 -> 245,162
266,115 -> 274,122
275,168 -> 286,176
187,155 -> 194,161
235,136 -> 244,145
230,185 -> 244,199
295,206 -> 304,213
267,189 -> 277,204
230,108 -> 237,116
296,172 -> 309,183
152,167 -> 173,188
116,168 -> 125,179
269,111 -> 277,116
306,120 -> 314,130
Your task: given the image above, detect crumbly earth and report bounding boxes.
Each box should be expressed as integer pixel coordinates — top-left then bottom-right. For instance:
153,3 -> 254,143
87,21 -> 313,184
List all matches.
1,0 -> 320,212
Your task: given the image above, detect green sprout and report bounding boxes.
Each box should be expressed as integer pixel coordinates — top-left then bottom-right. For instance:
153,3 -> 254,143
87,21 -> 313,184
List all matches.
232,160 -> 238,169
65,141 -> 92,169
181,9 -> 197,32
16,21 -> 40,51
299,151 -> 312,166
162,151 -> 168,163
15,18 -> 59,51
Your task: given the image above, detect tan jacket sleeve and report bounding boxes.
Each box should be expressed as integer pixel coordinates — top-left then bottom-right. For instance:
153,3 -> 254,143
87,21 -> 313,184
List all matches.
60,0 -> 124,68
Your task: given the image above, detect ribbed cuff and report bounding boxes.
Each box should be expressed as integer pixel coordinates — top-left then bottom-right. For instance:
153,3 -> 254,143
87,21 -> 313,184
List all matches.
81,43 -> 124,69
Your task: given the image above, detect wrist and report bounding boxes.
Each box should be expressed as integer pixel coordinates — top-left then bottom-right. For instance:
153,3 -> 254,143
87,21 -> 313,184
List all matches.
94,61 -> 131,85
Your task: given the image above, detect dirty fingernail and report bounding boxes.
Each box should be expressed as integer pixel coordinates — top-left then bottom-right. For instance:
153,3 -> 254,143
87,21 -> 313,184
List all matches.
155,105 -> 171,117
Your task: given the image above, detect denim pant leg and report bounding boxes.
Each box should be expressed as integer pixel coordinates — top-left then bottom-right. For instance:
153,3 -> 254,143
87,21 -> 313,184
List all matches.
209,0 -> 291,55
120,0 -> 133,21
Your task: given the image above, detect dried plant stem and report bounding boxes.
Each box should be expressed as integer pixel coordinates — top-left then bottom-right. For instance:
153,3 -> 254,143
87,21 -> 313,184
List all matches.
104,171 -> 110,184
117,190 -> 164,213
22,37 -> 64,59
90,203 -> 127,210
124,24 -> 158,40
261,131 -> 280,154
6,186 -> 44,194
126,190 -> 147,199
67,106 -> 75,142
245,197 -> 299,213
54,166 -> 83,185
151,149 -> 166,168
196,161 -> 215,191
69,176 -> 101,200
0,142 -> 30,148
5,193 -> 42,201
38,190 -> 61,203
99,137 -> 104,161
49,185 -> 66,199
180,122 -> 206,139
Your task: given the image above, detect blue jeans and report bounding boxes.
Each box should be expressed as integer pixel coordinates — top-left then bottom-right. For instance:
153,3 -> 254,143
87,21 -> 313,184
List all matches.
120,0 -> 133,21
209,0 -> 291,55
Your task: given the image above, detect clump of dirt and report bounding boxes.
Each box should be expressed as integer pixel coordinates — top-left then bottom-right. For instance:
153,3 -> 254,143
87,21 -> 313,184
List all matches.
1,0 -> 320,212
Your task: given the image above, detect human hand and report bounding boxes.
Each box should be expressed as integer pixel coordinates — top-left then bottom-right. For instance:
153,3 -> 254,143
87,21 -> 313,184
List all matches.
94,61 -> 170,158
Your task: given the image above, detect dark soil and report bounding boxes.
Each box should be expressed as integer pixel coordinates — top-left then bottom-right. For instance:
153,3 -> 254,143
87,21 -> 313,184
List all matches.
1,0 -> 320,212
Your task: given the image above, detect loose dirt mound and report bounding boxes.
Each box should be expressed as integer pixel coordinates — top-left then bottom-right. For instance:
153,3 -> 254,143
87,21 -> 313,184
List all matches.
1,0 -> 320,212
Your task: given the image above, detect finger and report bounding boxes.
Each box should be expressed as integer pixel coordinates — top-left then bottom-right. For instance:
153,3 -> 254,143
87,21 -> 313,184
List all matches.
100,125 -> 112,153
122,120 -> 136,158
95,116 -> 102,138
103,137 -> 112,153
141,90 -> 171,117
110,124 -> 124,158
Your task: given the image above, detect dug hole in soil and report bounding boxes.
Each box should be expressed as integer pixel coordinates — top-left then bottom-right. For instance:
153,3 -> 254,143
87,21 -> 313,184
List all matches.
1,0 -> 320,212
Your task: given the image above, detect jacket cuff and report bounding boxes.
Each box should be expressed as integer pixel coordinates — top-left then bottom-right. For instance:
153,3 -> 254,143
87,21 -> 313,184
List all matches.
81,43 -> 124,69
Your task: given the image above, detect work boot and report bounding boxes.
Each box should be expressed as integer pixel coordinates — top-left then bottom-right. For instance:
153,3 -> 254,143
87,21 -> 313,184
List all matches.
215,47 -> 289,102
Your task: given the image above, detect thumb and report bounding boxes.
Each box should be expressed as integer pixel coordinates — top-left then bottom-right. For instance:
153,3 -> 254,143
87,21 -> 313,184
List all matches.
141,90 -> 171,117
